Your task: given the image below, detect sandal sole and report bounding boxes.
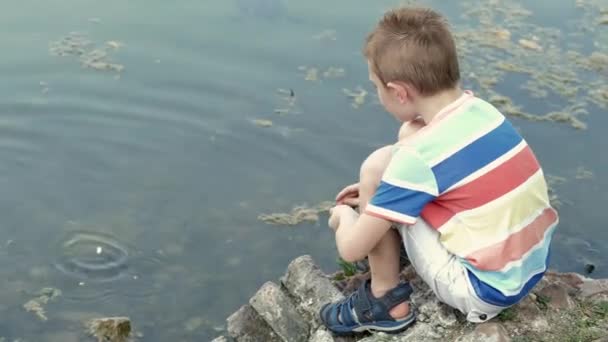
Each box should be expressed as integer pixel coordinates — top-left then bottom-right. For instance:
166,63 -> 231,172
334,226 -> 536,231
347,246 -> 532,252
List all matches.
322,310 -> 417,336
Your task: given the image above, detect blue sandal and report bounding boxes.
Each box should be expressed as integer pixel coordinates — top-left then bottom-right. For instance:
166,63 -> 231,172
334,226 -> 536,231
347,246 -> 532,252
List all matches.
320,279 -> 416,335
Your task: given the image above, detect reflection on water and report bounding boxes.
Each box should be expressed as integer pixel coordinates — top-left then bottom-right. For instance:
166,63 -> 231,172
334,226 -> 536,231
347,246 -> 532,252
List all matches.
0,0 -> 606,340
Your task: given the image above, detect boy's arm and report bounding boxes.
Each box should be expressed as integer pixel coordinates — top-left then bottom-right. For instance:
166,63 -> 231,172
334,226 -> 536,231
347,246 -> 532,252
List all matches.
331,205 -> 392,262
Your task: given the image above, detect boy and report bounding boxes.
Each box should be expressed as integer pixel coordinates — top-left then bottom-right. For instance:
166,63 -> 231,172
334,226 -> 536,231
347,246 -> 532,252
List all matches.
320,6 -> 559,335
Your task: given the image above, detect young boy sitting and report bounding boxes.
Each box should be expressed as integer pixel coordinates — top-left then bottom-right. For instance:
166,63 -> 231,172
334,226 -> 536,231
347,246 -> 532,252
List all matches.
320,6 -> 559,335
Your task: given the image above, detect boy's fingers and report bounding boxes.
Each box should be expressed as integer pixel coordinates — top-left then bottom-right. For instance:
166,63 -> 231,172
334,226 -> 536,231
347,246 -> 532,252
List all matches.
341,197 -> 360,207
335,184 -> 359,201
336,191 -> 353,202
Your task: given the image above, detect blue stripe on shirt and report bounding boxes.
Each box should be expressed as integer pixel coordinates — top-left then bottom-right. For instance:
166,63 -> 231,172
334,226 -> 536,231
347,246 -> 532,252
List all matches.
432,119 -> 523,193
370,181 -> 436,219
467,250 -> 551,307
462,224 -> 556,292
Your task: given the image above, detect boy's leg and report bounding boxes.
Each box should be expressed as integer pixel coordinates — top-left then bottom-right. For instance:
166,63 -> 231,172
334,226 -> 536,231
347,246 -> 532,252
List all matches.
357,120 -> 425,318
358,146 -> 409,319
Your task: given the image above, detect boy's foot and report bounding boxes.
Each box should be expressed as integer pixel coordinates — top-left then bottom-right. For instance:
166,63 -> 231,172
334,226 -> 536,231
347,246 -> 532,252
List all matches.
319,279 -> 416,335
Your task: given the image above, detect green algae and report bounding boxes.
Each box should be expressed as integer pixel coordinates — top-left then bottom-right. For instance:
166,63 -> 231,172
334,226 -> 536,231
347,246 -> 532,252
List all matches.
547,175 -> 567,208
23,287 -> 62,321
253,119 -> 273,128
258,201 -> 333,226
452,0 -> 608,129
312,29 -> 337,41
323,67 -> 346,79
275,88 -> 298,115
49,32 -> 125,74
343,87 -> 368,109
576,166 -> 594,180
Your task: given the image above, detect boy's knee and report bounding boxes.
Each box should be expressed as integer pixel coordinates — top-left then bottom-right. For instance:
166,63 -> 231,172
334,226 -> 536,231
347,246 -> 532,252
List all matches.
360,145 -> 393,185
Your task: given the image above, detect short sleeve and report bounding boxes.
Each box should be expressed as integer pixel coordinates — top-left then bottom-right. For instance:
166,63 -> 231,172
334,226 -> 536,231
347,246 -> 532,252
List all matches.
365,146 -> 438,225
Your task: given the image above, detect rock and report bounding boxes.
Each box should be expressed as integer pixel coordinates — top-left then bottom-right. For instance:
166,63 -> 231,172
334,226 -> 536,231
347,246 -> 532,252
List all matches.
400,322 -> 444,340
221,255 -> 608,342
308,328 -> 336,342
538,283 -> 576,310
226,304 -> 280,342
458,323 -> 511,342
543,271 -> 584,294
249,282 -> 310,342
515,296 -> 549,332
211,337 -> 233,342
516,296 -> 541,317
85,317 -> 131,342
528,316 -> 550,332
281,255 -> 344,324
436,305 -> 459,329
580,279 -> 608,300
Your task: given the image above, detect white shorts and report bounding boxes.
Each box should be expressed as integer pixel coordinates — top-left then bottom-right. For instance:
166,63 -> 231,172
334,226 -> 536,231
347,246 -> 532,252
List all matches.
398,219 -> 505,323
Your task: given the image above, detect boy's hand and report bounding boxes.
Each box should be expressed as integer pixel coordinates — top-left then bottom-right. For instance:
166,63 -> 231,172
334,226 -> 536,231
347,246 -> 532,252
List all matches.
335,183 -> 360,207
328,205 -> 358,231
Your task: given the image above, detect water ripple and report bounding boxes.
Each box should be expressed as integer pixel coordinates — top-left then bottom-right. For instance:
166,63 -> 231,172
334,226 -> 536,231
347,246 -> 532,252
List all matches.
54,231 -> 129,282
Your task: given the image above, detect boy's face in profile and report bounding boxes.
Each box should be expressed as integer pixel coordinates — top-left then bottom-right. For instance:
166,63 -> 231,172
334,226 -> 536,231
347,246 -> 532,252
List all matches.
368,62 -> 417,123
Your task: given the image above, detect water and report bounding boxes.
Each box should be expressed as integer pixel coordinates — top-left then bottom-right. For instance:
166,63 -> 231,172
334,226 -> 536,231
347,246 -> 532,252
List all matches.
0,0 -> 606,340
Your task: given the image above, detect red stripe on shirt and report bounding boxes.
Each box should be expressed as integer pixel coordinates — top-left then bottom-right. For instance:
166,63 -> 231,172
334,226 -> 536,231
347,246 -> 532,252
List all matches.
465,207 -> 558,271
421,145 -> 540,229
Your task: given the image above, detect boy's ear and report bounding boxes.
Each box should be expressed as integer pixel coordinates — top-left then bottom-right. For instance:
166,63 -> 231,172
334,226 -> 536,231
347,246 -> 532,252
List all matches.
387,81 -> 410,104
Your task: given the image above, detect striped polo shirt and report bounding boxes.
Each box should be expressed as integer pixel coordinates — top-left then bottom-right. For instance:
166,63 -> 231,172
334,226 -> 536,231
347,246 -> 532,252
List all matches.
366,91 -> 559,307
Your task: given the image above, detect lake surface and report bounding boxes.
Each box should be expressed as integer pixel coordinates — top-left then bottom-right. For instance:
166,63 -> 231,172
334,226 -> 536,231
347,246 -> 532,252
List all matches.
1,0 -> 607,340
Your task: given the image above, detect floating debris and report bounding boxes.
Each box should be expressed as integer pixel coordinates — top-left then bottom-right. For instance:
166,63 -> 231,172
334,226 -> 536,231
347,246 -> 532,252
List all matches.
23,287 -> 62,321
588,52 -> 608,72
253,119 -> 273,127
492,28 -> 512,41
258,201 -> 334,226
304,67 -> 319,81
343,87 -> 368,109
88,18 -> 102,24
312,29 -> 337,41
274,88 -> 297,115
49,32 -> 125,74
277,88 -> 295,97
600,15 -> 608,25
575,166 -> 594,180
589,87 -> 608,108
323,67 -> 346,79
106,41 -> 125,49
298,66 -> 345,81
518,38 -> 543,51
86,317 -> 132,342
39,81 -> 49,94
546,175 -> 567,208
184,316 -> 205,332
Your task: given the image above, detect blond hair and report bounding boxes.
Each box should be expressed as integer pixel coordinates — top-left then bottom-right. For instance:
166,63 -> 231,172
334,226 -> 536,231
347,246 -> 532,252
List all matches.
364,7 -> 460,96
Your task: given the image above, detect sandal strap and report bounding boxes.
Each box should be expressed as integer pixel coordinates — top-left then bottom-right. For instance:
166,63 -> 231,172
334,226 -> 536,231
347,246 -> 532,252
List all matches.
353,280 -> 413,323
381,282 -> 413,309
338,293 -> 358,326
